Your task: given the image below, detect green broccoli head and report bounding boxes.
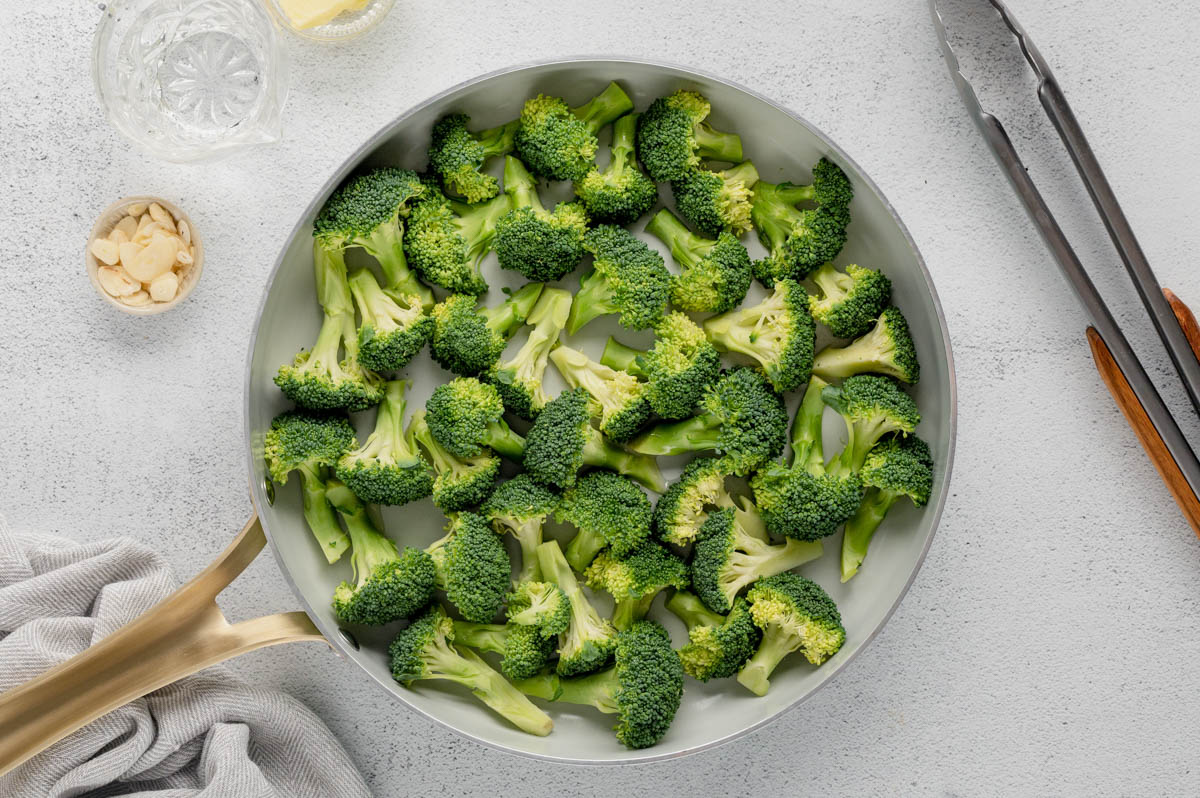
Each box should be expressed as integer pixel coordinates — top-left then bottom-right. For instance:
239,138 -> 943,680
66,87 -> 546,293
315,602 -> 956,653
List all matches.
428,114 -> 518,203
601,312 -> 722,420
428,283 -> 544,376
536,540 -> 618,677
481,473 -> 559,583
751,159 -> 854,286
347,269 -> 432,372
335,380 -> 432,506
313,167 -> 430,305
630,367 -> 789,476
557,470 -> 653,571
808,263 -> 892,339
750,465 -> 862,542
813,305 -> 920,385
549,345 -> 653,443
636,90 -> 744,182
494,156 -> 589,282
326,480 -> 436,625
409,410 -> 499,511
404,187 -> 510,295
484,287 -> 572,420
427,512 -> 512,623
573,113 -> 658,226
670,161 -> 759,237
566,225 -> 671,334
514,81 -> 634,181
644,209 -> 751,314
652,455 -> 736,546
523,388 -> 664,492
425,377 -> 526,460
451,620 -> 557,681
388,605 -> 553,736
506,579 -> 571,638
822,374 -> 921,474
667,591 -> 761,682
691,499 -> 824,614
737,572 -> 846,696
585,542 -> 690,629
703,278 -> 816,394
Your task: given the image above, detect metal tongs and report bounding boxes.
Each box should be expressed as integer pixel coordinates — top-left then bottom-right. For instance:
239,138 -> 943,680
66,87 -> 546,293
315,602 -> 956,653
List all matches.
930,0 -> 1200,534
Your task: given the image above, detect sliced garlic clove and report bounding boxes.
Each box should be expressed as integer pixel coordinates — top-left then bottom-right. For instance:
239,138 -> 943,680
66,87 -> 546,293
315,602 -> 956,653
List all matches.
126,202 -> 148,217
108,228 -> 130,245
90,238 -> 120,265
178,219 -> 191,245
125,235 -> 176,282
176,247 -> 193,265
121,290 -> 152,307
97,266 -> 140,297
112,215 -> 138,241
149,270 -> 179,302
117,241 -> 143,267
148,202 -> 177,233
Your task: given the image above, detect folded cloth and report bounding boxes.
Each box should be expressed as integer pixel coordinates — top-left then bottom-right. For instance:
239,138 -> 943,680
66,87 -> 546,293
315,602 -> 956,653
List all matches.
0,517 -> 372,798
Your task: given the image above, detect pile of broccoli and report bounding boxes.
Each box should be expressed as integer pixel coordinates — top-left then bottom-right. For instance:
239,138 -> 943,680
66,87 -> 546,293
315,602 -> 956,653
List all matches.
267,81 -> 936,750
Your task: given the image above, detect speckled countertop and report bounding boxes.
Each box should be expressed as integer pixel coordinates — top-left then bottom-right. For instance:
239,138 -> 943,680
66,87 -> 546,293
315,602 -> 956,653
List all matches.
3,0 -> 1200,794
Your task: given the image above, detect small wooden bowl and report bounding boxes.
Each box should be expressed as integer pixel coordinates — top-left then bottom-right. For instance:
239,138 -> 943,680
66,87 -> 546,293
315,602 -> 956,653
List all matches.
85,195 -> 204,316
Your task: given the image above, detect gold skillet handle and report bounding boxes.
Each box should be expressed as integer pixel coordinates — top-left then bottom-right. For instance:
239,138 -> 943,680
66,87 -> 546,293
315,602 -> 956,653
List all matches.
0,514 -> 328,779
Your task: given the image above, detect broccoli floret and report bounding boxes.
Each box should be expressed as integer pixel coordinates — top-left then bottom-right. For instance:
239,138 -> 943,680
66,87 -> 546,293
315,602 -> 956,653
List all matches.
535,540 -> 617,676
841,435 -> 932,582
493,156 -> 588,282
428,114 -> 518,203
644,209 -> 751,314
549,345 -> 652,442
737,573 -> 845,695
636,90 -> 743,182
409,410 -> 499,511
513,81 -> 634,181
585,542 -> 689,629
750,159 -> 854,286
691,499 -> 823,614
750,376 -> 862,541
451,620 -> 557,681
703,278 -> 815,394
523,388 -> 665,492
566,225 -> 671,334
264,410 -> 357,563
671,161 -> 759,238
822,374 -> 921,475
425,377 -> 526,460
429,283 -> 544,376
629,367 -> 788,476
808,263 -> 891,339
602,312 -> 721,420
573,113 -> 658,225
652,455 -> 736,547
389,605 -> 553,736
506,579 -> 571,638
481,474 -> 559,584
346,268 -> 432,372
335,380 -> 432,506
514,620 -> 683,749
812,306 -> 920,384
666,591 -> 761,682
404,187 -> 510,295
484,288 -> 572,420
426,512 -> 511,623
325,480 -> 435,625
275,245 -> 386,411
313,166 -> 431,307
557,470 -> 653,572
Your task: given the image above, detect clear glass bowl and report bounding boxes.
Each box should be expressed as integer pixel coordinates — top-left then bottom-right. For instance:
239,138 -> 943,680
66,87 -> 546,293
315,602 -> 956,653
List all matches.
263,0 -> 395,42
92,0 -> 289,163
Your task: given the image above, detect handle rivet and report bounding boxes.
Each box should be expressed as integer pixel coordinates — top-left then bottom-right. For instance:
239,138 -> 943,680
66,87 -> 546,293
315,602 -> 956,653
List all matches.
338,628 -> 359,650
263,477 -> 275,506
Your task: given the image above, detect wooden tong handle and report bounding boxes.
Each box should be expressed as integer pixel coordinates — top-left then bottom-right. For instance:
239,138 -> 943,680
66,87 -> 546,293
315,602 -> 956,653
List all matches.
1164,287 -> 1200,364
1088,321 -> 1200,538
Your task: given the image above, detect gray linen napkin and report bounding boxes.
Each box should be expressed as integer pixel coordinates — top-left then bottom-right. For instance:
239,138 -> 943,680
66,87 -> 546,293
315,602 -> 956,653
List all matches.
0,517 -> 372,798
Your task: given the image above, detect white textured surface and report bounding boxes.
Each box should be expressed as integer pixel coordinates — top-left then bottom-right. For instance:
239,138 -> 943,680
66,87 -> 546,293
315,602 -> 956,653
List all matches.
2,0 -> 1200,794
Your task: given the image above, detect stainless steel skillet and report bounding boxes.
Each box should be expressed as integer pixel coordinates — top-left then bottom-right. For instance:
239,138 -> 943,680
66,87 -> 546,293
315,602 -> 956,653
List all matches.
0,57 -> 956,769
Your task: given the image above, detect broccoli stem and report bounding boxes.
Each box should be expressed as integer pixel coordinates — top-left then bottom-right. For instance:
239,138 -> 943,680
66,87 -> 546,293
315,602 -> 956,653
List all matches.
751,183 -> 809,249
665,590 -> 725,630
503,155 -> 545,215
645,209 -> 704,270
612,595 -> 655,631
810,264 -> 852,305
840,489 -> 897,582
302,311 -> 347,379
736,626 -> 800,696
482,421 -> 526,461
510,522 -> 543,584
600,338 -> 648,378
296,463 -> 349,563
627,415 -> 722,457
326,479 -> 398,582
790,376 -> 830,471
477,119 -> 520,157
564,528 -> 606,573
693,122 -> 744,165
571,81 -> 634,133
606,113 -> 638,178
723,161 -> 760,189
483,282 -> 545,335
547,668 -> 621,713
431,645 -> 554,736
448,193 -> 511,268
565,269 -> 618,335
811,324 -> 891,380
451,621 -> 509,655
581,430 -> 665,492
356,221 -> 433,309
